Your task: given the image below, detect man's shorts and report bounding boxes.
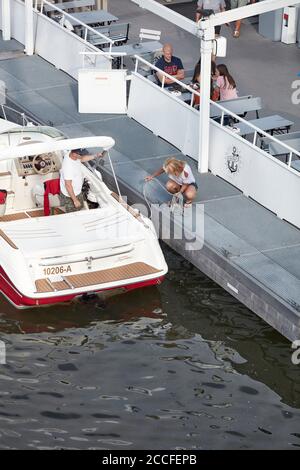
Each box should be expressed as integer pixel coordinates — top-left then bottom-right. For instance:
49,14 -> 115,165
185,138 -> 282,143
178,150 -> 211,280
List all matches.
60,193 -> 84,213
231,0 -> 248,8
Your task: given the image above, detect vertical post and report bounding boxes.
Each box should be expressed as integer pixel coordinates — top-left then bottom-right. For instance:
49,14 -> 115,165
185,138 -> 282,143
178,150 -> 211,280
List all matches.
25,0 -> 34,56
198,26 -> 214,174
96,1 -> 108,10
1,0 -> 11,41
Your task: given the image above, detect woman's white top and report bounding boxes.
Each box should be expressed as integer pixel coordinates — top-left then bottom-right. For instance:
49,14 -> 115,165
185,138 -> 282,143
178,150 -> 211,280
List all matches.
164,163 -> 195,186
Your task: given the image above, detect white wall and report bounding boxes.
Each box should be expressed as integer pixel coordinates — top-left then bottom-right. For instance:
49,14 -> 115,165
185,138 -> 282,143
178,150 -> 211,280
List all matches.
128,72 -> 300,229
11,0 -> 26,44
34,13 -> 110,80
2,0 -> 111,79
209,122 -> 299,227
128,73 -> 199,158
0,0 -> 25,44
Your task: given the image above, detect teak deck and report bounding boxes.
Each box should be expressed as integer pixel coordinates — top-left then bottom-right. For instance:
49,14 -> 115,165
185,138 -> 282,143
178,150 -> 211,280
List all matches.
35,262 -> 161,292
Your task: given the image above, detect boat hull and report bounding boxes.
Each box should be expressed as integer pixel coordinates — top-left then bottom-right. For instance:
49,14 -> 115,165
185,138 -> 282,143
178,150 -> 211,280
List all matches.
0,267 -> 164,308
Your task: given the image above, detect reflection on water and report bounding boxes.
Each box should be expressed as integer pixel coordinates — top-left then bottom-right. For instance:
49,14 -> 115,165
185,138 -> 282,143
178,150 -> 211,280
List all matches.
0,244 -> 299,450
0,286 -> 163,335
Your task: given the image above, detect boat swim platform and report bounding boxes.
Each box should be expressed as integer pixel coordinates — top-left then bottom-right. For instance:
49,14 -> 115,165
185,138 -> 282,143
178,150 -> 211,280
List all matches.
0,39 -> 300,341
35,262 -> 161,293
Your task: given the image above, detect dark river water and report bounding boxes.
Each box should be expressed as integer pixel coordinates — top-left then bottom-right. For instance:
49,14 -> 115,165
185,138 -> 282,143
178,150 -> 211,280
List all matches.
0,245 -> 299,450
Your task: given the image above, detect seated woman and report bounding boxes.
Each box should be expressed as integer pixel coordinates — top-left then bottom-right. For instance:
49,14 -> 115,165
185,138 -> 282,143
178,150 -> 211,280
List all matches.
145,157 -> 198,208
216,64 -> 238,100
191,62 -> 220,108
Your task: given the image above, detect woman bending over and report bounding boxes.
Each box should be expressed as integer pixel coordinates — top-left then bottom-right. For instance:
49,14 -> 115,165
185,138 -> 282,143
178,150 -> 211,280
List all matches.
145,158 -> 198,208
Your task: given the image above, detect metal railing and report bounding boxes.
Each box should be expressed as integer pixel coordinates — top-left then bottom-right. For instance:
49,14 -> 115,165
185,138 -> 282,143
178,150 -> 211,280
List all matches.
0,102 -> 44,147
0,103 -> 40,127
134,54 -> 199,102
209,100 -> 300,169
133,55 -> 300,172
79,50 -> 127,69
34,0 -> 116,55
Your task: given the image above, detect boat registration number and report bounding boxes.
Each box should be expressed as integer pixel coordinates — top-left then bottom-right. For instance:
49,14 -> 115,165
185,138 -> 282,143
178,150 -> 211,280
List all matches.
43,265 -> 72,276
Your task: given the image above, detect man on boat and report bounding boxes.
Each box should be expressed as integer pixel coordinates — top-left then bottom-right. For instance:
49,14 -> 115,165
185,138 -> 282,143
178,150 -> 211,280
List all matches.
155,43 -> 185,88
59,148 -> 103,212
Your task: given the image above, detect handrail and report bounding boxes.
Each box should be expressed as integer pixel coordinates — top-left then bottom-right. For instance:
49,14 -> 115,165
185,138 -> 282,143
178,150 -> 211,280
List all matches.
210,101 -> 300,161
134,54 -> 199,99
79,50 -> 127,68
0,104 -> 40,127
34,0 -> 115,55
133,55 -> 300,168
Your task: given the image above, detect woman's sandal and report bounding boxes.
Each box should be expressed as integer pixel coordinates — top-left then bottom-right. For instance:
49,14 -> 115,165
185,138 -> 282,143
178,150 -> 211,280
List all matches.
233,30 -> 240,38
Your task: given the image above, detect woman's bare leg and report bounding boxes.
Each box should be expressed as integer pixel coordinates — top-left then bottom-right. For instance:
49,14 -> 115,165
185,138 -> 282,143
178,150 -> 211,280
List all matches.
166,180 -> 181,194
183,185 -> 197,206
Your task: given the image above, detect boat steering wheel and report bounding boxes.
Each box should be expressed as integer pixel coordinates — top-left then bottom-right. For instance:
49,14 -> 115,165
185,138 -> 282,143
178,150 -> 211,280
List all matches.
32,154 -> 54,175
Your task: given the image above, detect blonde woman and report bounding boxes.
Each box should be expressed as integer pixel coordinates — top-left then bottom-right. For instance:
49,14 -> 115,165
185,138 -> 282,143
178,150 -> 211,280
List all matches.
145,158 -> 198,208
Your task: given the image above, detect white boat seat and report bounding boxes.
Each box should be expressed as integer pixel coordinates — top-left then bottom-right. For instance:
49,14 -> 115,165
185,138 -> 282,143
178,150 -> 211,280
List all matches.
32,181 -> 61,212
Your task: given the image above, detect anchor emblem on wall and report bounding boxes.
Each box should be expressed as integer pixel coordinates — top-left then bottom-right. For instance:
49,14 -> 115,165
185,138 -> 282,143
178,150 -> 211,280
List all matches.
226,146 -> 240,173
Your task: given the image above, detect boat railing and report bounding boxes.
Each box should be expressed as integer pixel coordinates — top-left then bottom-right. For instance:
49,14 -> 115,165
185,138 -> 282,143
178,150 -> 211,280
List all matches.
34,0 -> 116,56
133,55 -> 300,171
0,103 -> 40,128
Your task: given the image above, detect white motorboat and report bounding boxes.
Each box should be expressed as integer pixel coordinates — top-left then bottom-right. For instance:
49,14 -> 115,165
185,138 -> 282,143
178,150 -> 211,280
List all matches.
0,123 -> 167,308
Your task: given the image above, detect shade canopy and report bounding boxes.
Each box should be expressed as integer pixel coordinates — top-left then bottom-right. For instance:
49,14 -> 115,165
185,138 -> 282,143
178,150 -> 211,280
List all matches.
0,135 -> 115,161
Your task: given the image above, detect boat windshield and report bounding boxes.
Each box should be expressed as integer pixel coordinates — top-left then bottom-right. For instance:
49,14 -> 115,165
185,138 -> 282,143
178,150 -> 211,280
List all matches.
1,126 -> 65,139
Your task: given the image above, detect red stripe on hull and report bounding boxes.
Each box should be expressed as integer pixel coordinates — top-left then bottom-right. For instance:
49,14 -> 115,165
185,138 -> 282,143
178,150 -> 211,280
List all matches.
0,267 -> 164,308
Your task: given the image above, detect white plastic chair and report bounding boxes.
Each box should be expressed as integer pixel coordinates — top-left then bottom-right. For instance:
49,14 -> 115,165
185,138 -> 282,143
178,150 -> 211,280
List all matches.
137,28 -> 162,74
139,28 -> 161,42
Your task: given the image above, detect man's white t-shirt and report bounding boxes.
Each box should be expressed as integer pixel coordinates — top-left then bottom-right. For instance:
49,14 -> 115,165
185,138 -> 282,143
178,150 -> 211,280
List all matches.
60,153 -> 83,197
165,163 -> 195,186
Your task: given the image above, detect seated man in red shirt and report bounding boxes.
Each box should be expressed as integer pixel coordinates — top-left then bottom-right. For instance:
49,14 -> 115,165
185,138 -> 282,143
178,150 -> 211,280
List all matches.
155,44 -> 185,88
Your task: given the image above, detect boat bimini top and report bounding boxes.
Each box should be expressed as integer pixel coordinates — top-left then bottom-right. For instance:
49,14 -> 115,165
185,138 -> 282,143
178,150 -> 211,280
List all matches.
0,136 -> 115,162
